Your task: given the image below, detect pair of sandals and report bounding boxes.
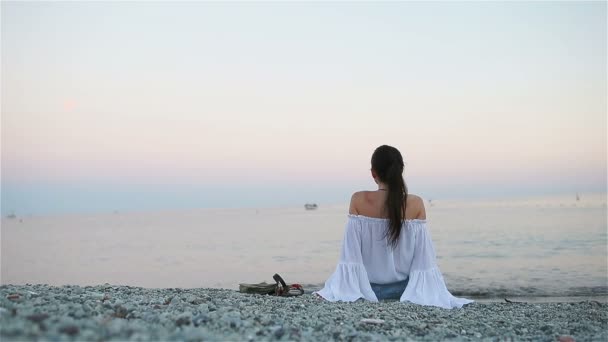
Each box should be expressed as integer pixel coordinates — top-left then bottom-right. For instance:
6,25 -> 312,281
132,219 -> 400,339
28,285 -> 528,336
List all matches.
239,273 -> 304,297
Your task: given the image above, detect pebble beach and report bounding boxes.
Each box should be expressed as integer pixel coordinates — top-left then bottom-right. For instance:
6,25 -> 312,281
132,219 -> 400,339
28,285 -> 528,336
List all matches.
1,284 -> 606,341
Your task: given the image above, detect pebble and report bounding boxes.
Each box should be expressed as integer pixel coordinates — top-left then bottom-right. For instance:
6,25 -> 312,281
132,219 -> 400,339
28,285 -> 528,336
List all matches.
7,293 -> 21,301
58,324 -> 79,335
175,316 -> 190,327
90,292 -> 105,300
360,318 -> 385,324
0,284 -> 606,341
26,313 -> 49,323
192,313 -> 209,326
271,325 -> 285,338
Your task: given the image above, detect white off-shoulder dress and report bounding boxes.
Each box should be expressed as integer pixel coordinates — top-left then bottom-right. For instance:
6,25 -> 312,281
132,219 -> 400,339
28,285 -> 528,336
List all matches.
315,215 -> 473,309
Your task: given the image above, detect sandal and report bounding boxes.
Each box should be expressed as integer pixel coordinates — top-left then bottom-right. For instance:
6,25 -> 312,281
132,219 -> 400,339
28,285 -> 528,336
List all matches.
239,273 -> 304,297
273,273 -> 304,297
238,282 -> 277,295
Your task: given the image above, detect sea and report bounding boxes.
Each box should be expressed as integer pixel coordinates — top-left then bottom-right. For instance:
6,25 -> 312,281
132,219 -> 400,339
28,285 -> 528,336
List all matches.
2,193 -> 607,302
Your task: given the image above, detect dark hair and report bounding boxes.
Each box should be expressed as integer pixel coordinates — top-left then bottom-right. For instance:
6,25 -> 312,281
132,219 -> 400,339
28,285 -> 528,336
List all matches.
371,145 -> 408,247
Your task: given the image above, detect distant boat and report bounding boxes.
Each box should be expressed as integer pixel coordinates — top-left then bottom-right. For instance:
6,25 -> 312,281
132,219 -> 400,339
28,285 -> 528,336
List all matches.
304,203 -> 318,210
576,193 -> 580,201
6,212 -> 17,219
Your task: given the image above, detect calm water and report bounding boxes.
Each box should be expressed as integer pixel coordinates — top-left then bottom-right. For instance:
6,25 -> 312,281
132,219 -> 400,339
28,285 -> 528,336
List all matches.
2,194 -> 606,300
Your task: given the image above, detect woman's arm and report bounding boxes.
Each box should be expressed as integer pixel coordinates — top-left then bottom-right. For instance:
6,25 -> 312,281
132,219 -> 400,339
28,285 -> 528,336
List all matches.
416,196 -> 427,219
407,194 -> 427,219
349,192 -> 361,215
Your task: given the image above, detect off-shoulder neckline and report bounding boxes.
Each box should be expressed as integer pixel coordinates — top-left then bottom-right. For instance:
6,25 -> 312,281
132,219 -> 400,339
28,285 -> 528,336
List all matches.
347,214 -> 427,223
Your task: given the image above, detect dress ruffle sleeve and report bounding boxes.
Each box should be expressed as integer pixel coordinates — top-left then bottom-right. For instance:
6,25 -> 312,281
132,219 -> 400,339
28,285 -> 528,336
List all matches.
314,217 -> 378,302
399,222 -> 474,309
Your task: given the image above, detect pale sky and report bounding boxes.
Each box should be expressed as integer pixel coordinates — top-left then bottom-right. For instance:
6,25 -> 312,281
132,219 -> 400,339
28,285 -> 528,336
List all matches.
1,1 -> 606,215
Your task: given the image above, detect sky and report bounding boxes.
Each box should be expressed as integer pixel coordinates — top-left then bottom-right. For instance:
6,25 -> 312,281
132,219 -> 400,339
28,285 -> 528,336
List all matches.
1,1 -> 606,215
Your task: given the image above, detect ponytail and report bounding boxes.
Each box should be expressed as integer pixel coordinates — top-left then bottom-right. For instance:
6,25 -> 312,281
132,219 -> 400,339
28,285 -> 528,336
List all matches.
384,162 -> 407,248
371,145 -> 408,248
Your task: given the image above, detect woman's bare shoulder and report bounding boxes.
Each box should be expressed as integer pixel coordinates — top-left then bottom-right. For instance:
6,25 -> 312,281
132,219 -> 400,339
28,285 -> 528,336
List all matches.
349,191 -> 362,214
349,190 -> 376,214
407,193 -> 427,219
407,193 -> 424,203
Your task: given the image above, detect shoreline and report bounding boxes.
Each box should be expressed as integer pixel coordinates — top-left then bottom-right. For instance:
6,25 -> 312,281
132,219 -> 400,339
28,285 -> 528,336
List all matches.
6,283 -> 608,304
304,286 -> 608,303
463,295 -> 608,304
2,284 -> 606,341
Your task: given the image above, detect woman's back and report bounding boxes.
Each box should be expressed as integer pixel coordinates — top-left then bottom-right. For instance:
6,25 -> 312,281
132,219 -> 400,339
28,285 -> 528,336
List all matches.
347,214 -> 424,284
349,191 -> 427,220
347,190 -> 428,283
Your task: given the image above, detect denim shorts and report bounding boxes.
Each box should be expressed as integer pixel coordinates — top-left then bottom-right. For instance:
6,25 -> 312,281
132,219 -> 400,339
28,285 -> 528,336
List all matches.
370,278 -> 409,300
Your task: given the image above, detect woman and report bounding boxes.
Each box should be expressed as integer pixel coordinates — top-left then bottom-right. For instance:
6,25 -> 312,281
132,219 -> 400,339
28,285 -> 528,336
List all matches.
314,145 -> 473,309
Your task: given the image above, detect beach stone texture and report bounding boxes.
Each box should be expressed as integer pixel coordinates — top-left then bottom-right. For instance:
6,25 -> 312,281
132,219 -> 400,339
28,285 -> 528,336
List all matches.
0,284 -> 606,341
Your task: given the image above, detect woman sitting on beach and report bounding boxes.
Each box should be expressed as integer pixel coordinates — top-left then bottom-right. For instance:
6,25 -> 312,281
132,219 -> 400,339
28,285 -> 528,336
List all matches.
314,145 -> 473,309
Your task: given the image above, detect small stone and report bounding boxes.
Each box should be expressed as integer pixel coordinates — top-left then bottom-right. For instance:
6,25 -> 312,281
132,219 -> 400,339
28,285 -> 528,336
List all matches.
271,325 -> 285,338
445,330 -> 458,338
176,316 -> 191,327
59,324 -> 80,336
7,293 -> 21,301
181,326 -> 209,341
71,308 -> 86,319
192,314 -> 209,326
26,313 -> 49,323
107,318 -> 128,334
540,324 -> 553,332
360,318 -> 385,324
191,298 -> 206,305
113,305 -> 128,318
230,318 -> 242,328
259,315 -> 272,326
461,329 -> 467,334
79,329 -> 98,341
90,292 -> 105,300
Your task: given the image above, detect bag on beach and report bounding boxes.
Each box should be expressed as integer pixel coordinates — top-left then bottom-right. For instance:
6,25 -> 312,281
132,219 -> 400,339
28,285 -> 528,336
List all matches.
239,273 -> 304,297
